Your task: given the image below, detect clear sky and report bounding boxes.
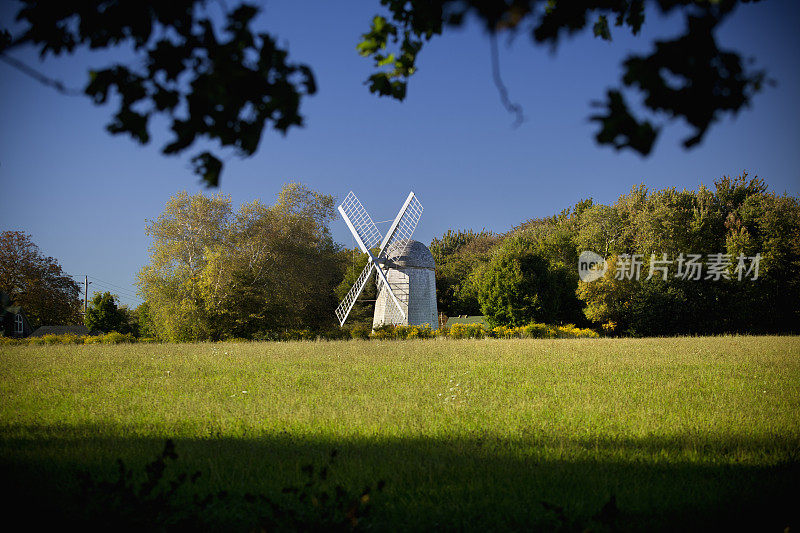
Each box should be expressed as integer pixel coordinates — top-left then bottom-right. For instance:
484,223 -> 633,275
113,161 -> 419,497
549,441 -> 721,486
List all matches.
1,0 -> 799,309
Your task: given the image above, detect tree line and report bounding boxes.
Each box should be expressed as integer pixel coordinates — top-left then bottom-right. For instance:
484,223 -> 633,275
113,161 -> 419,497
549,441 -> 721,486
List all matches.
2,173 -> 798,340
432,173 -> 800,336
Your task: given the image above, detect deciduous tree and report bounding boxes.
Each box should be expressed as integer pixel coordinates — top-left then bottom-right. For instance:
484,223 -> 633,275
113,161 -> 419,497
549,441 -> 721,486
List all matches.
0,0 -> 769,185
477,234 -> 580,327
137,183 -> 342,341
84,291 -> 125,333
430,229 -> 499,316
0,231 -> 81,327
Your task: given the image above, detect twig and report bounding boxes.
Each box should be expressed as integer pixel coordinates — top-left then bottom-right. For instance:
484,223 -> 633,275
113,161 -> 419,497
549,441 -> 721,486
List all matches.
489,31 -> 524,128
0,52 -> 84,96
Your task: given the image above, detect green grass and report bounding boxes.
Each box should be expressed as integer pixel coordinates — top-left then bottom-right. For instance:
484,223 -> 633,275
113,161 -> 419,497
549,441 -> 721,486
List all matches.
1,336 -> 799,530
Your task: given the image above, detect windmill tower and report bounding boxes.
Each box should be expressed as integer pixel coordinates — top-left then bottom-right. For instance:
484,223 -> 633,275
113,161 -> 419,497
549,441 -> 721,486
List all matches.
335,191 -> 438,330
372,240 -> 437,329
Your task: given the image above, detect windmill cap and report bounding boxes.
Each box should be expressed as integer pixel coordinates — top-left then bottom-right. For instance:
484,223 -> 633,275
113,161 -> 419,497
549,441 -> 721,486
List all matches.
386,240 -> 436,269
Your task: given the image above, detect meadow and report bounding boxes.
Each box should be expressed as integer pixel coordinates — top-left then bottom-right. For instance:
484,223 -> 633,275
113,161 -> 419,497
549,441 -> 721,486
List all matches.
1,336 -> 799,531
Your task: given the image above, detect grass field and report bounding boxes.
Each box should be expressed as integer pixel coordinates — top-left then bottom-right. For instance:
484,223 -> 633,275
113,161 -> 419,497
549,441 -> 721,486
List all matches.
1,336 -> 799,531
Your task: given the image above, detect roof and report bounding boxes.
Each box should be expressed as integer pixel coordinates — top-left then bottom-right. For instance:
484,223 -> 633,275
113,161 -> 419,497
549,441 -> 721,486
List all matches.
445,316 -> 490,328
4,305 -> 22,314
386,240 -> 436,269
29,325 -> 92,337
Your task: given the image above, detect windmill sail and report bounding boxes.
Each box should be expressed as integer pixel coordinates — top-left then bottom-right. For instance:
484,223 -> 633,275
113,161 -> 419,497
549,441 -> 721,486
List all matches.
335,261 -> 375,326
338,191 -> 382,253
379,192 -> 423,253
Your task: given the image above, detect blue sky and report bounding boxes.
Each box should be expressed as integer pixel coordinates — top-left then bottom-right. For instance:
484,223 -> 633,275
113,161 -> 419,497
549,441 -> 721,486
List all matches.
1,0 -> 799,309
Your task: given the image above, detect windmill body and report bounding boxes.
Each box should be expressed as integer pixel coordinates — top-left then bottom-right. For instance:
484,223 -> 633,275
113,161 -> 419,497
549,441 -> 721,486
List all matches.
335,191 -> 437,330
373,240 -> 438,329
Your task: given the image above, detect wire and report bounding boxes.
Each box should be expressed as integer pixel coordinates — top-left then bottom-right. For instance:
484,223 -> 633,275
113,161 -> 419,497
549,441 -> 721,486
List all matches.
87,275 -> 136,291
66,273 -> 142,302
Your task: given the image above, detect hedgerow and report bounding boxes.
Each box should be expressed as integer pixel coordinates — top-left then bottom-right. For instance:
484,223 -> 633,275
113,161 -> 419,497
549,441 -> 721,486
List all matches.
0,322 -> 597,345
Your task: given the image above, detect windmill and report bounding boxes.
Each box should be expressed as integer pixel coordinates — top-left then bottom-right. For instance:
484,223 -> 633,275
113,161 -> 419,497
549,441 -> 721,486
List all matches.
335,191 -> 437,329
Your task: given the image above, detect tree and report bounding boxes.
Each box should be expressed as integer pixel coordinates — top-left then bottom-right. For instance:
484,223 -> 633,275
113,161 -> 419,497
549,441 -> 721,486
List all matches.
0,1 -> 767,186
132,301 -> 156,338
430,229 -> 499,316
575,174 -> 800,335
0,231 -> 81,327
137,183 -> 342,341
477,234 -> 581,327
137,190 -> 231,340
84,291 -> 125,333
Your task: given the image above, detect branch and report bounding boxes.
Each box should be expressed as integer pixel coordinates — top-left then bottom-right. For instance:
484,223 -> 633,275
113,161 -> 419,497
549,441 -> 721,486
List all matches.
489,32 -> 524,128
0,52 -> 84,96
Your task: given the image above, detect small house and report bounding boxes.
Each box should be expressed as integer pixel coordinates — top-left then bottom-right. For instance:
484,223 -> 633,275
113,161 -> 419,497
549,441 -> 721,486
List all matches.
1,304 -> 34,338
29,325 -> 94,337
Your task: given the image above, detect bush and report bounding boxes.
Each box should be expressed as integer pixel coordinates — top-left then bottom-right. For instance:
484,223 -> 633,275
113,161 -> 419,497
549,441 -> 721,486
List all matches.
407,324 -> 435,339
319,328 -> 351,341
369,324 -> 436,340
555,324 -> 599,338
521,323 -> 548,338
447,323 -> 486,339
490,325 -> 525,339
350,323 -> 371,340
83,332 -> 135,344
0,324 -> 596,344
371,324 -> 397,340
280,329 -> 314,341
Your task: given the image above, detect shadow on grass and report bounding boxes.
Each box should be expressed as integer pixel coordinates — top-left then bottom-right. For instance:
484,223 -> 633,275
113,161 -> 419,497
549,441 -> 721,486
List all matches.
0,425 -> 798,531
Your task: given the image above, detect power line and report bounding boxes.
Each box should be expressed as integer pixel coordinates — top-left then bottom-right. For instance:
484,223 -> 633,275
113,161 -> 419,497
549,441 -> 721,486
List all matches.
65,273 -> 142,306
89,281 -> 140,299
87,275 -> 139,293
80,280 -> 140,299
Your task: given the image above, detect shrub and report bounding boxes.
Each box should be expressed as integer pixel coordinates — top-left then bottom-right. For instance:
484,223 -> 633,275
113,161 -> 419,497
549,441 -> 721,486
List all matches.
108,332 -> 132,344
556,324 -> 599,338
82,332 -> 136,344
491,325 -> 526,339
349,323 -> 371,340
523,323 -> 553,338
320,328 -> 351,341
407,324 -> 434,339
59,334 -> 85,344
41,334 -> 63,345
447,323 -> 486,339
280,329 -> 314,341
393,325 -> 411,339
371,324 -> 397,340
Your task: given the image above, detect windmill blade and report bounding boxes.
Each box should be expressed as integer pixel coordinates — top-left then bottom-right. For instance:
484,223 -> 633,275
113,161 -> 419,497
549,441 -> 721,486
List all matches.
378,192 -> 423,257
375,266 -> 407,326
339,191 -> 382,254
335,261 -> 375,326
369,248 -> 406,322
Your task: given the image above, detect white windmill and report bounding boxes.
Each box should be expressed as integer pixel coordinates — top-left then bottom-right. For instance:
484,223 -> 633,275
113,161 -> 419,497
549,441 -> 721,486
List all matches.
336,191 -> 438,329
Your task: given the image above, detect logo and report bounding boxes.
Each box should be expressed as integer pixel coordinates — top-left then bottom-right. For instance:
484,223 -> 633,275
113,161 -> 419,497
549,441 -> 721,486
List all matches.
578,251 -> 607,282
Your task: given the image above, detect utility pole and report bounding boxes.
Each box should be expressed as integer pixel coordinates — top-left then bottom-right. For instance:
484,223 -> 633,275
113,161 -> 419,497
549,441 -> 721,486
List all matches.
84,275 -> 92,315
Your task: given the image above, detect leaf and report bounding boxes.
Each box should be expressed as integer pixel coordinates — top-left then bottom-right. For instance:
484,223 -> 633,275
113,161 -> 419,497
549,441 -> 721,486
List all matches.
590,90 -> 658,155
190,152 -> 223,187
593,15 -> 611,41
